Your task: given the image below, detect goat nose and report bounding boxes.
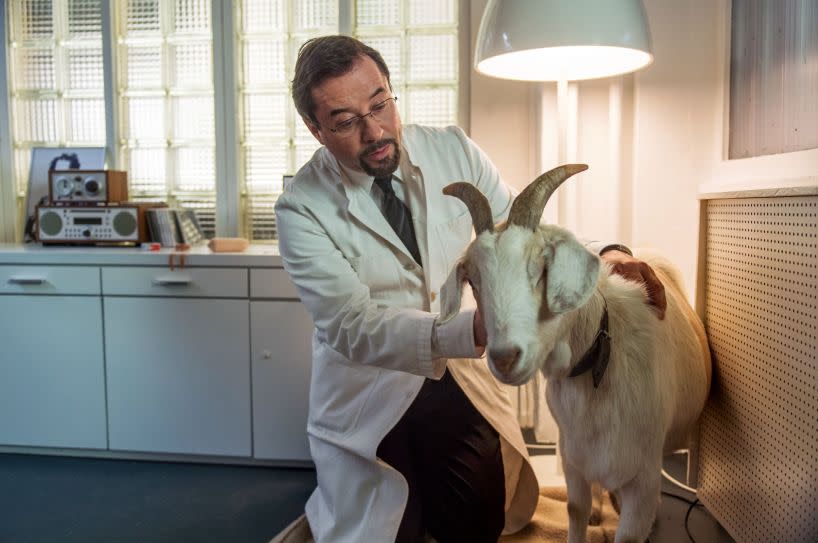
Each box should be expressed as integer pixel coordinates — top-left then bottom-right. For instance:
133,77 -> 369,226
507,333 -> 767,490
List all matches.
489,347 -> 521,375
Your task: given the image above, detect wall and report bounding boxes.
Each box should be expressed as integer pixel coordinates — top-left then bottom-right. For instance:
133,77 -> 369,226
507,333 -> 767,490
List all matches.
468,0 -> 728,300
468,1 -> 537,195
630,0 -> 725,298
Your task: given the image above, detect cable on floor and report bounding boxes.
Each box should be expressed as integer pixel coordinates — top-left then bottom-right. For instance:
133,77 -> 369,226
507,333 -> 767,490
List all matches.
684,498 -> 701,543
660,464 -> 702,541
661,490 -> 700,507
660,491 -> 704,543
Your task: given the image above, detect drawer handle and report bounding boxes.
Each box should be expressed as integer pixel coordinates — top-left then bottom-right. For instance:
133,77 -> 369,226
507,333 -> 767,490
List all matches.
152,276 -> 193,286
8,275 -> 46,285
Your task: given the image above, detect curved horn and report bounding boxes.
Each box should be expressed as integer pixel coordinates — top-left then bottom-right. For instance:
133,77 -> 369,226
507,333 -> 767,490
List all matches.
443,182 -> 495,236
507,164 -> 589,230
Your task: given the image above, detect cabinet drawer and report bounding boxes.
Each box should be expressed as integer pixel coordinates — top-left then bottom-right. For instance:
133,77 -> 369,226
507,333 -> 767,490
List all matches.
0,265 -> 100,295
102,267 -> 248,298
250,268 -> 299,299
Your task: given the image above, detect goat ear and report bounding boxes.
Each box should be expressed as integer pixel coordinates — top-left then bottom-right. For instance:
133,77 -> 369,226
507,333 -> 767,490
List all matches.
545,239 -> 599,314
439,261 -> 466,324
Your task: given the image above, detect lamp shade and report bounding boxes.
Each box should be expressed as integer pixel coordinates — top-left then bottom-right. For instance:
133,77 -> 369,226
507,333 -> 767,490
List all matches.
475,0 -> 653,81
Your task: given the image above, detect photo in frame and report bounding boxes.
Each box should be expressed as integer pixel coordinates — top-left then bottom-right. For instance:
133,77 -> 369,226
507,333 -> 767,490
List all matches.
174,209 -> 205,245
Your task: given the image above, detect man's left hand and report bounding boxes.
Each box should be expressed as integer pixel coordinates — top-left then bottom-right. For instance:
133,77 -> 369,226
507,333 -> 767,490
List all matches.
601,250 -> 666,320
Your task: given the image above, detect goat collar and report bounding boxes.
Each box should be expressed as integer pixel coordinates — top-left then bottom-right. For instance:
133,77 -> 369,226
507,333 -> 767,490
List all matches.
568,297 -> 611,388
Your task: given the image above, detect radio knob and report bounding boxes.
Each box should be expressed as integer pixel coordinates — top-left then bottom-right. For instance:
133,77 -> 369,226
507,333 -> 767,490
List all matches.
84,178 -> 100,194
83,229 -> 91,238
39,211 -> 63,236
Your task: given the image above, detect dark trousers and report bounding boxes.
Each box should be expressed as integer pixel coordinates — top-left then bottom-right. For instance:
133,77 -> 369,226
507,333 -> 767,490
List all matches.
376,369 -> 506,543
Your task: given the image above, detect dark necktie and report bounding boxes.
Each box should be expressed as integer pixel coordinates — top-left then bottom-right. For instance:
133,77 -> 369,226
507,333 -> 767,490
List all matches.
374,175 -> 422,266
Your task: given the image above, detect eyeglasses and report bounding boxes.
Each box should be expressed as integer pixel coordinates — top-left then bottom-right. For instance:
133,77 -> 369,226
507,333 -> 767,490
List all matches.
325,96 -> 398,137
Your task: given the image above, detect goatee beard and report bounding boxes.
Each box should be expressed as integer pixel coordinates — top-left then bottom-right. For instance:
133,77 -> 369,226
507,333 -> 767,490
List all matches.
359,139 -> 400,178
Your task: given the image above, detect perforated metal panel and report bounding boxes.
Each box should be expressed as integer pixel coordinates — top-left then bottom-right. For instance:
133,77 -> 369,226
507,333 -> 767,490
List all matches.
699,194 -> 818,543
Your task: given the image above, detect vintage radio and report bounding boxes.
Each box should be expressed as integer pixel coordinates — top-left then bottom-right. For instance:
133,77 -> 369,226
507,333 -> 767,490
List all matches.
36,203 -> 165,245
48,169 -> 128,204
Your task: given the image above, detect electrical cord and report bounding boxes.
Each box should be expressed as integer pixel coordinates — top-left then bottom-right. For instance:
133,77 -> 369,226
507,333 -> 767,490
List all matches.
658,491 -> 704,543
23,195 -> 49,243
48,152 -> 80,170
661,467 -> 697,494
661,490 -> 700,507
684,498 -> 701,543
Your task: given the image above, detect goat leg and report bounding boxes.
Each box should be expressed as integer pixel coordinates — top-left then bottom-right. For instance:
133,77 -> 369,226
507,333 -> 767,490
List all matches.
588,483 -> 604,526
563,458 -> 592,543
613,468 -> 662,543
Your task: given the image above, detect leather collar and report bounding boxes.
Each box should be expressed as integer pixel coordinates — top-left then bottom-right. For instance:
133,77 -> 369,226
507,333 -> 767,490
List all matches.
568,300 -> 611,388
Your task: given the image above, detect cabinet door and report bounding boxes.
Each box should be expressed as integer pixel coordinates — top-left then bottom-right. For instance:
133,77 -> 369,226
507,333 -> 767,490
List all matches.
104,297 -> 251,456
0,296 -> 106,449
251,301 -> 312,461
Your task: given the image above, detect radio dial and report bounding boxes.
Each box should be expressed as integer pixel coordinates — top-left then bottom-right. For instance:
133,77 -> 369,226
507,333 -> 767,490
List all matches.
84,177 -> 100,194
56,176 -> 74,196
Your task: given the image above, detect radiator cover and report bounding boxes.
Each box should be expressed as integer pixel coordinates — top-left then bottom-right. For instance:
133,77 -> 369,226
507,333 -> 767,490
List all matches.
698,193 -> 817,543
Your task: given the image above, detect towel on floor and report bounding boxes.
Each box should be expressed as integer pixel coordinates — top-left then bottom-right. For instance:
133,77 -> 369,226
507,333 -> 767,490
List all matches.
269,486 -> 619,543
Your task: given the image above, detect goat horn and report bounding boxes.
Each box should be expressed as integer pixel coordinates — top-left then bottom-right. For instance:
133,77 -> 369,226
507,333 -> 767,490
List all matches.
443,182 -> 495,235
507,164 -> 589,230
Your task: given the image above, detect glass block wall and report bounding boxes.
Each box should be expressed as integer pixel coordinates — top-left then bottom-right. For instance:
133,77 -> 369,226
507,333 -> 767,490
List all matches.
237,0 -> 338,240
6,0 -> 106,198
116,0 -> 217,237
239,0 -> 458,241
355,0 -> 458,127
4,0 -> 460,241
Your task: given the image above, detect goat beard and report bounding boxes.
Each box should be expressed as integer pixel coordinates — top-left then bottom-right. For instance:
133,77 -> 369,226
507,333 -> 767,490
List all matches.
358,138 -> 400,178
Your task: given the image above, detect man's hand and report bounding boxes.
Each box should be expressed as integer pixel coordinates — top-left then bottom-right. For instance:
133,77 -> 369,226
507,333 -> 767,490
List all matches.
601,250 -> 667,320
473,308 -> 487,357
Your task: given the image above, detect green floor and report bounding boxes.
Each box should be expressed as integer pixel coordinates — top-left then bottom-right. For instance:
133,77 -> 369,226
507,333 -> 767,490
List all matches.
0,453 -> 315,543
0,451 -> 734,543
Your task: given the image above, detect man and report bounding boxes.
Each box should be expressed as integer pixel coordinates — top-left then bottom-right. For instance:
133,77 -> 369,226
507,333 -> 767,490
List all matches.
275,36 -> 665,543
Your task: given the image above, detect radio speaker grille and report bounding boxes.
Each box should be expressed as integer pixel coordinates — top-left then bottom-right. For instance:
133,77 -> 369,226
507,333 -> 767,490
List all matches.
699,194 -> 817,543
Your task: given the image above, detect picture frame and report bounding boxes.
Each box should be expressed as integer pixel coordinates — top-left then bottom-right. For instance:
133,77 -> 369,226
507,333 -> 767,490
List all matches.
174,209 -> 205,245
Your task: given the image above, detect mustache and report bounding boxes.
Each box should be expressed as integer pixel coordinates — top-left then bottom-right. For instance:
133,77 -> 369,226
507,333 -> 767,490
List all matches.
361,139 -> 397,157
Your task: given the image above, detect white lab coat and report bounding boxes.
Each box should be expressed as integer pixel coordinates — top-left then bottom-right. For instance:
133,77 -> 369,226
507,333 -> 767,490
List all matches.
275,125 -> 539,543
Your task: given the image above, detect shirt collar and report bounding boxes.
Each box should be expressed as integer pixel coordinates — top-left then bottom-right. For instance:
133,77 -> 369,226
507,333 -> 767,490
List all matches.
338,157 -> 404,193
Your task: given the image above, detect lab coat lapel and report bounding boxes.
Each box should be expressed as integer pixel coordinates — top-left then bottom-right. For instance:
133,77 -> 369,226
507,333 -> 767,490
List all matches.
343,175 -> 416,264
402,135 -> 446,309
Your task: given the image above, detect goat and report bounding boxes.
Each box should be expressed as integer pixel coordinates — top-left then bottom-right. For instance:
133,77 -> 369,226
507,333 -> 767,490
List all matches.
439,165 -> 711,543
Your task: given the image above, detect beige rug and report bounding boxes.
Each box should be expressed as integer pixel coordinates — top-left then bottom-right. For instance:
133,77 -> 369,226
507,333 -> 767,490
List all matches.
269,486 -> 619,543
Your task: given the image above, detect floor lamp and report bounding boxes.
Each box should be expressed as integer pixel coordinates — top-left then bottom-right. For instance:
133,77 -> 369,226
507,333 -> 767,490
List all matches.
474,0 -> 654,479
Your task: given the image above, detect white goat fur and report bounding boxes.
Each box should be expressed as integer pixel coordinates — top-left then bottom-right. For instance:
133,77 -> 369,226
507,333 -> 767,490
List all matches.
440,223 -> 712,543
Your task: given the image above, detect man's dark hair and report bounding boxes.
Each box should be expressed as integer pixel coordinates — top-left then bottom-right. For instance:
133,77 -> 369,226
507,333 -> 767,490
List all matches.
292,35 -> 391,124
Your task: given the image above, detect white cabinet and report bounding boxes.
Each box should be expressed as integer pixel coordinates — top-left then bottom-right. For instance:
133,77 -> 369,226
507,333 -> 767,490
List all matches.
0,266 -> 106,449
251,300 -> 312,461
101,263 -> 252,457
104,296 -> 252,457
0,247 -> 314,465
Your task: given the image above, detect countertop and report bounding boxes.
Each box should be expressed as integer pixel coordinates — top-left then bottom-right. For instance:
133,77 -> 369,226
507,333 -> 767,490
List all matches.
0,242 -> 285,267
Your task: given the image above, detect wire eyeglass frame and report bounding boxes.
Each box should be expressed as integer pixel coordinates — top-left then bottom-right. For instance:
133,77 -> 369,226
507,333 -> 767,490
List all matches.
324,96 -> 399,137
